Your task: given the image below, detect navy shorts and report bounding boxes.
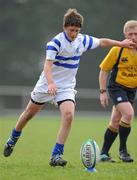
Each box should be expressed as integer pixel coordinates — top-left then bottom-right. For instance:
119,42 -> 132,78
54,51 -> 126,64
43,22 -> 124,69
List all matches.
108,84 -> 136,105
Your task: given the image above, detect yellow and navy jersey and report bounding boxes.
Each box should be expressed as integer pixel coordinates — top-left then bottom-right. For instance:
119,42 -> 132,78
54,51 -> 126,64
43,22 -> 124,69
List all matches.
100,46 -> 137,89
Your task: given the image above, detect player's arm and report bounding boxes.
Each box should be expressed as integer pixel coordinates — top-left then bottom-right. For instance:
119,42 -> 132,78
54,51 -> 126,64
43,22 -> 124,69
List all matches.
44,59 -> 57,95
99,69 -> 109,108
99,38 -> 135,48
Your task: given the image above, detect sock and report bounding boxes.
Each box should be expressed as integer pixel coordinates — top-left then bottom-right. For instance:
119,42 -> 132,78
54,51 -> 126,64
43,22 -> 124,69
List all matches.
52,143 -> 64,157
8,128 -> 22,146
119,122 -> 131,152
101,128 -> 118,155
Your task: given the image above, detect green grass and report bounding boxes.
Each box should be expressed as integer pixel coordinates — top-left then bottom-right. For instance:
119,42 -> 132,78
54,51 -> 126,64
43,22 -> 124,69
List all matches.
0,115 -> 137,180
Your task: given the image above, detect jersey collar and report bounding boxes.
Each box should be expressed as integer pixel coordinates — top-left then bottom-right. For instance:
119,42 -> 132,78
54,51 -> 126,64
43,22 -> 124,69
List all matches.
63,32 -> 72,43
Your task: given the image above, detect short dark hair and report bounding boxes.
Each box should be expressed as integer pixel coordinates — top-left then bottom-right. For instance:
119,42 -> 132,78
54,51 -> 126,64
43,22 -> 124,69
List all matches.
63,8 -> 84,28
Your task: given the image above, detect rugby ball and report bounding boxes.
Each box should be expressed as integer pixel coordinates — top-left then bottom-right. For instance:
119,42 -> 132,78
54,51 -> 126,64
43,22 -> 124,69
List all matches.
80,139 -> 100,168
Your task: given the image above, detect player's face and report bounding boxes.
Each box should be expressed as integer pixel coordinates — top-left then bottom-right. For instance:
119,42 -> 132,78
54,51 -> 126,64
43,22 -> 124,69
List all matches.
125,27 -> 137,45
64,26 -> 81,41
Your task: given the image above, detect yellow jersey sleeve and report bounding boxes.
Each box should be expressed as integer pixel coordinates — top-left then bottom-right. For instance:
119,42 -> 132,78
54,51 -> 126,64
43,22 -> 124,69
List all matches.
99,47 -> 121,71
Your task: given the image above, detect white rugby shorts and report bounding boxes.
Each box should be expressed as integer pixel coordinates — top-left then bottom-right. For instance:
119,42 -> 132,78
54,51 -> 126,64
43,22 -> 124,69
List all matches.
31,89 -> 77,105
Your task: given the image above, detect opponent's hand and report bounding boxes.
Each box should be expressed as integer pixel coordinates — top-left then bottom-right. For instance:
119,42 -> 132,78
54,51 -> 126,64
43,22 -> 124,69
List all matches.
47,83 -> 57,96
100,93 -> 108,108
120,39 -> 136,48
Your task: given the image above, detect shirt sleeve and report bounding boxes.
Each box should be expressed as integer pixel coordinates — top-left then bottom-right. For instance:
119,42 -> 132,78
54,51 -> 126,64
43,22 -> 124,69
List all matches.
46,38 -> 61,60
82,34 -> 100,51
91,37 -> 100,49
99,47 -> 120,71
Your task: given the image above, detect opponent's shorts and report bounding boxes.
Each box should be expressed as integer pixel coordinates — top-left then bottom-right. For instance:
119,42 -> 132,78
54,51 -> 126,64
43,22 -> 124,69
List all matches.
31,89 -> 76,106
108,84 -> 136,105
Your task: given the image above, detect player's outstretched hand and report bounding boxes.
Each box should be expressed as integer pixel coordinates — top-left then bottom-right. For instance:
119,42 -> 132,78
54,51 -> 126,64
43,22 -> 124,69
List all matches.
120,39 -> 136,48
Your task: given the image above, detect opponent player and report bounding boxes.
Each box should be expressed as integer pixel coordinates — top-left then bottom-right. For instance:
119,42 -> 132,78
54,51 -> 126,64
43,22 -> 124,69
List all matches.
3,9 -> 135,167
99,20 -> 137,162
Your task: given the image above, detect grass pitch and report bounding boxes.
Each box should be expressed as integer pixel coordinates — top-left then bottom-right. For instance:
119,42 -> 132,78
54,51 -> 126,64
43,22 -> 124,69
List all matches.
0,114 -> 137,180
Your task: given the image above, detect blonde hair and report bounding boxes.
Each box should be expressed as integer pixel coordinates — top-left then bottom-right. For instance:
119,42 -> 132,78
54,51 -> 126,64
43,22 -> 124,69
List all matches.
63,8 -> 84,27
123,20 -> 137,33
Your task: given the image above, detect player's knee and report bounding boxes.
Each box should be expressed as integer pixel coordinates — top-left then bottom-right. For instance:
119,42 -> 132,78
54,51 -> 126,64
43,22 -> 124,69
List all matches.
123,111 -> 134,122
109,122 -> 119,131
109,117 -> 120,130
64,111 -> 74,124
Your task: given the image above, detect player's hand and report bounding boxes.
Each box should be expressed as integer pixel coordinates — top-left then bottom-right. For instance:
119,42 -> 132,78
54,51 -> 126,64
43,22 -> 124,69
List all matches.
100,93 -> 108,108
47,83 -> 57,96
120,39 -> 136,48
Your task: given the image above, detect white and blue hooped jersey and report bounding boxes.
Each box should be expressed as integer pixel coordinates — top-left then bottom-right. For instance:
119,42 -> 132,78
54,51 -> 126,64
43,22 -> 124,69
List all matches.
34,32 -> 100,93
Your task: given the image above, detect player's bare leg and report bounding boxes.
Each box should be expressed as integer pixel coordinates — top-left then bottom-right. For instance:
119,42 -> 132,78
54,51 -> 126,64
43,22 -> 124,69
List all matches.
50,101 -> 75,167
116,102 -> 134,162
3,100 -> 44,157
57,101 -> 75,144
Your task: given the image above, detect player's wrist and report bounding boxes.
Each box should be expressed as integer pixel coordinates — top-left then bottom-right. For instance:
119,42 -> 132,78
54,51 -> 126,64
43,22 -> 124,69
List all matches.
99,89 -> 107,94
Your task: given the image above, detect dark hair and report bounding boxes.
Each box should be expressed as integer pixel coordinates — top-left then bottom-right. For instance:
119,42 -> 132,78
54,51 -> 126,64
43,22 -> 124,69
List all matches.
63,8 -> 84,28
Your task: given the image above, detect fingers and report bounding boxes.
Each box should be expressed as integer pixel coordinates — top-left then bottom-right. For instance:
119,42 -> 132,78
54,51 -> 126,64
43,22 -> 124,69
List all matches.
127,40 -> 136,48
100,98 -> 108,108
130,43 -> 137,49
122,39 -> 136,48
48,88 -> 57,96
129,40 -> 136,48
101,101 -> 107,108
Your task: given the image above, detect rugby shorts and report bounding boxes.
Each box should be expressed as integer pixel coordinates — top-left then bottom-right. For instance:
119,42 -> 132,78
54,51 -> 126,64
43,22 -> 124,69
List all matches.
108,85 -> 136,105
31,89 -> 76,106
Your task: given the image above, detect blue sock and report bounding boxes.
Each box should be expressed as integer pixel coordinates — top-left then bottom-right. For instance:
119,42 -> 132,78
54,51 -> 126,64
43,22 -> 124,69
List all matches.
8,128 -> 22,146
52,143 -> 64,157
